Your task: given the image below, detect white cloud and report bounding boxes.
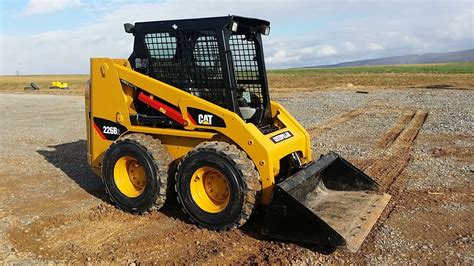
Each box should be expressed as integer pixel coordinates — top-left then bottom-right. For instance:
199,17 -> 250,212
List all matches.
368,43 -> 384,51
445,8 -> 474,40
342,41 -> 356,52
267,50 -> 301,65
316,45 -> 338,56
24,0 -> 82,15
300,45 -> 337,56
2,0 -> 473,74
266,44 -> 337,66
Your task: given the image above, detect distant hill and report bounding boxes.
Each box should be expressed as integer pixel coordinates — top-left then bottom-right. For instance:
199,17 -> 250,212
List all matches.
315,49 -> 474,68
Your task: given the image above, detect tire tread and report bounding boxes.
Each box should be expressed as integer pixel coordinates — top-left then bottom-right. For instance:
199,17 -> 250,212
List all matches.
102,133 -> 172,214
175,141 -> 261,230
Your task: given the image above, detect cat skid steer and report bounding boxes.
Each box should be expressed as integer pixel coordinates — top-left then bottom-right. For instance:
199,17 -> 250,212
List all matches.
86,15 -> 390,252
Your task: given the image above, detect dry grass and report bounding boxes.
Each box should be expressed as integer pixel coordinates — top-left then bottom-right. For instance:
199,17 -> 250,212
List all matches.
1,63 -> 473,96
0,75 -> 88,95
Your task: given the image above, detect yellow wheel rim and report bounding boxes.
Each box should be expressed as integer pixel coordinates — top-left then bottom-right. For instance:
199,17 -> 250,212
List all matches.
114,156 -> 146,198
190,167 -> 230,213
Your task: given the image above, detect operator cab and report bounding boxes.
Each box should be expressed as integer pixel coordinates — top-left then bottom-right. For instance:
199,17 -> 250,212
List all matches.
126,15 -> 272,130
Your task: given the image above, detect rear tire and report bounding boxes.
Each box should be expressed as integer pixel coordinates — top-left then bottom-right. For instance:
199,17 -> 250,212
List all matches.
102,133 -> 171,214
175,141 -> 261,230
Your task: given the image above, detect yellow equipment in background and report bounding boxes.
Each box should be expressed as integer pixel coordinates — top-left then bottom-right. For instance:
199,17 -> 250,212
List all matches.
50,81 -> 69,89
86,16 -> 390,252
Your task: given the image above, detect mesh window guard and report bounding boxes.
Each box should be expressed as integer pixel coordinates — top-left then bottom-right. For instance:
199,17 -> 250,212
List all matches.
144,31 -> 227,107
229,34 -> 263,108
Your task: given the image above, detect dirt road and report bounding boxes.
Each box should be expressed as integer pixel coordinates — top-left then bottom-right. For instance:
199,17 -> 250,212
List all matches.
0,89 -> 472,264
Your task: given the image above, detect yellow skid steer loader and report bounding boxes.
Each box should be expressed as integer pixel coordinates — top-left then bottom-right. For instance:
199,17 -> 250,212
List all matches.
86,15 -> 390,252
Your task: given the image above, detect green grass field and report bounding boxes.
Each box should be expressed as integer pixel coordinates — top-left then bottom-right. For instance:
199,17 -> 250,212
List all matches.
266,62 -> 474,91
270,62 -> 474,74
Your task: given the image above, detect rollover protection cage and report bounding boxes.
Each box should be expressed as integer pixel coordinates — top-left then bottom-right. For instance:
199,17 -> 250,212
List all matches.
126,16 -> 272,127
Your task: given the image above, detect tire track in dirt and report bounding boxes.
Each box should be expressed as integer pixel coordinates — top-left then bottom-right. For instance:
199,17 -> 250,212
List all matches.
364,110 -> 428,189
306,108 -> 428,263
307,107 -> 368,136
377,110 -> 416,149
350,158 -> 375,171
372,119 -> 473,260
346,110 -> 429,262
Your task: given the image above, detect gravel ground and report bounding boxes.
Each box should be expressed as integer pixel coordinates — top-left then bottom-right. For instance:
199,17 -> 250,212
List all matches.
1,88 -> 473,264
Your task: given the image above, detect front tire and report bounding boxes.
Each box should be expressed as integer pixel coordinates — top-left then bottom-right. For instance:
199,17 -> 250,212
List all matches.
175,141 -> 261,230
102,133 -> 171,214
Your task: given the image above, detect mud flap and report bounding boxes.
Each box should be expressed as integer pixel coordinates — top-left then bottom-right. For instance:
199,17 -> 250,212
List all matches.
262,152 -> 391,252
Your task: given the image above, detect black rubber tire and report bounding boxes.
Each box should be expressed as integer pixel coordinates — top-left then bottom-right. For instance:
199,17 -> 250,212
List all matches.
102,133 -> 171,214
30,82 -> 40,90
175,141 -> 261,230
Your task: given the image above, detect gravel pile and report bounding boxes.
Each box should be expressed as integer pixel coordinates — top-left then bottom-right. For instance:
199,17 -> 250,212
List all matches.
276,90 -> 372,129
404,156 -> 471,190
314,110 -> 399,158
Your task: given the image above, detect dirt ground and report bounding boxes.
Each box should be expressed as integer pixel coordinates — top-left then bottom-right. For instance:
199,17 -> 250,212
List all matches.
0,88 -> 472,264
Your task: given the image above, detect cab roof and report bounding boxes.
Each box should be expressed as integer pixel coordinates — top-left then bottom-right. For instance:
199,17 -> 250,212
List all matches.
128,15 -> 270,35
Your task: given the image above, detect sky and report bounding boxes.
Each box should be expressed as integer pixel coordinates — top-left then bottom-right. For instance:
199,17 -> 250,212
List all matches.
0,0 -> 473,75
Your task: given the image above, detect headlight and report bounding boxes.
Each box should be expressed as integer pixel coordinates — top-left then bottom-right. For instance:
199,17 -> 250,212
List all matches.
262,26 -> 270,36
231,21 -> 239,32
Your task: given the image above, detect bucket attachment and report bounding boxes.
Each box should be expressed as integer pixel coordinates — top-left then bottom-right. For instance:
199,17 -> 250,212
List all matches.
262,152 -> 391,252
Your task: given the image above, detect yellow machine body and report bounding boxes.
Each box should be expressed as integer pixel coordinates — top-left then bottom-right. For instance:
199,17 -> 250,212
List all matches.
86,16 -> 391,252
86,58 -> 312,205
51,81 -> 69,89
